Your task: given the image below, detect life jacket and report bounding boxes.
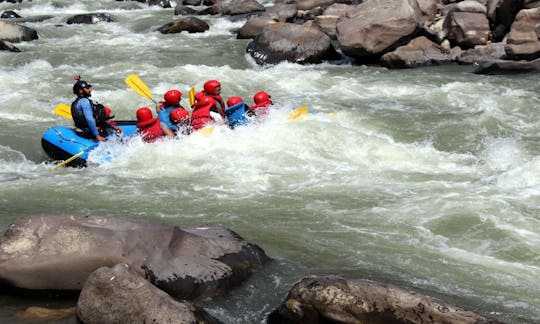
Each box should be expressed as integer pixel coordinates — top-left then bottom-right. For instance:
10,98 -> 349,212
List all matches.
136,117 -> 164,143
71,97 -> 109,131
224,102 -> 250,129
250,100 -> 272,115
190,94 -> 221,130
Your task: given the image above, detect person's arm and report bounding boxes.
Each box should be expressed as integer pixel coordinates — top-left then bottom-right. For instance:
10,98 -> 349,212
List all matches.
160,122 -> 176,138
80,99 -> 104,141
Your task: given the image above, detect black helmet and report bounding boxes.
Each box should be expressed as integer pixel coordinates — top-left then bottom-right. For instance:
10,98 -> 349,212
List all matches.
72,76 -> 92,94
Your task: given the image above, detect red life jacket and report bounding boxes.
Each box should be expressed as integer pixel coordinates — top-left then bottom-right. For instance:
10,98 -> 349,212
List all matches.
191,92 -> 225,130
250,100 -> 272,115
136,118 -> 164,143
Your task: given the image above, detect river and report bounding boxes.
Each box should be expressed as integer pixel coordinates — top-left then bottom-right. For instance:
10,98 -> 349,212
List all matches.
0,0 -> 539,323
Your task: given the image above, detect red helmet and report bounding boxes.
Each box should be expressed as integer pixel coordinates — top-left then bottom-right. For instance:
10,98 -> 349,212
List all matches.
203,80 -> 221,95
226,96 -> 243,107
253,91 -> 270,105
164,89 -> 182,106
136,107 -> 153,121
170,108 -> 189,123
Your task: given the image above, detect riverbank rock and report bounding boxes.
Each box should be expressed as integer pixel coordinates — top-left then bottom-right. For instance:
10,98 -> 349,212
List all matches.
335,0 -> 426,61
246,22 -> 340,64
473,57 -> 540,73
505,7 -> 540,60
0,215 -> 269,299
77,263 -> 222,324
268,275 -> 497,324
0,21 -> 38,42
444,11 -> 491,48
381,36 -> 454,68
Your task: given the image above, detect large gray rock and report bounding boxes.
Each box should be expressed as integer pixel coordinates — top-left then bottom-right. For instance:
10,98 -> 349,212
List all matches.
265,3 -> 298,21
268,275 -> 498,324
0,215 -> 268,299
313,3 -> 355,38
0,21 -> 38,42
444,11 -> 491,48
457,42 -> 507,64
336,0 -> 423,60
206,0 -> 265,15
66,13 -> 114,24
381,36 -> 453,68
77,263 -> 222,324
505,7 -> 540,60
157,17 -> 210,33
237,16 -> 277,39
246,21 -> 341,64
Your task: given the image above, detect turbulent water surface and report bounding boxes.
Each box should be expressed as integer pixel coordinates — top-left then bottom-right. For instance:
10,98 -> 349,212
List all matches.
1,1 -> 539,323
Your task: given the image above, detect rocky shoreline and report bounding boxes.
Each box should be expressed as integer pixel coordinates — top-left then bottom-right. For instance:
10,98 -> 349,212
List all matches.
0,215 -> 501,323
1,0 -> 539,74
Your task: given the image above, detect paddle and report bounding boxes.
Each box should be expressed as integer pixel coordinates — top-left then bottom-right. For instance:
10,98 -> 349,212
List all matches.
54,103 -> 72,119
287,106 -> 308,120
52,150 -> 85,170
125,74 -> 158,104
189,87 -> 195,106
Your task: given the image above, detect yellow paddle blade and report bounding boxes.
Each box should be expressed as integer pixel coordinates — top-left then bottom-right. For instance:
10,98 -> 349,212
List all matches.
189,87 -> 195,106
287,106 -> 308,120
125,74 -> 156,103
54,103 -> 72,120
52,151 -> 84,170
198,126 -> 215,136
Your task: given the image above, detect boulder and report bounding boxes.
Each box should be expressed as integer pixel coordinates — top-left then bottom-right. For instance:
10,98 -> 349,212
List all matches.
457,42 -> 507,63
237,16 -> 277,39
157,17 -> 210,33
0,39 -> 20,52
268,275 -> 498,324
148,0 -> 172,7
444,11 -> 491,48
0,215 -> 269,299
486,0 -> 524,32
205,0 -> 265,16
77,263 -> 222,324
1,10 -> 21,18
66,13 -> 114,24
174,3 -> 200,15
0,21 -> 38,42
295,0 -> 335,11
473,57 -> 540,73
265,3 -> 298,22
246,21 -> 341,64
381,36 -> 454,68
313,4 -> 357,38
505,7 -> 540,60
336,0 -> 423,61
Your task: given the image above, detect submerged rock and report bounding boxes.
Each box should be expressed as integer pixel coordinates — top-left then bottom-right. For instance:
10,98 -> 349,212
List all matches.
0,21 -> 38,42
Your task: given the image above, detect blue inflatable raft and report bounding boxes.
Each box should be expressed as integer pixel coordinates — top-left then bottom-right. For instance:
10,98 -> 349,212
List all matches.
41,121 -> 137,167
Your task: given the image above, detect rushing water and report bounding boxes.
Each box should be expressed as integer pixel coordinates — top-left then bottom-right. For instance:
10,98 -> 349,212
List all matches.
1,1 -> 539,323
